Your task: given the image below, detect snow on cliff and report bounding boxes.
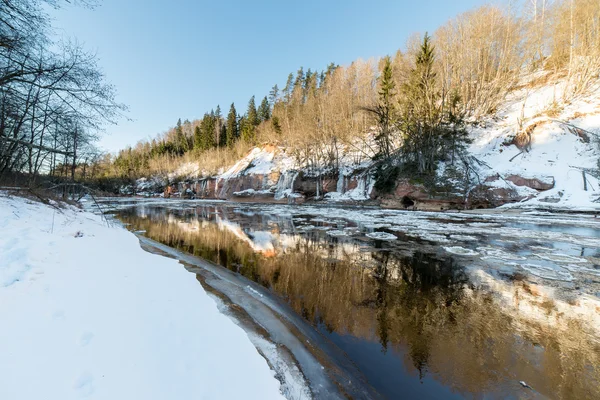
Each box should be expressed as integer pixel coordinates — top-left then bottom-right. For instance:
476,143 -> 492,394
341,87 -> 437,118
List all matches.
469,78 -> 600,210
158,77 -> 600,210
0,194 -> 285,400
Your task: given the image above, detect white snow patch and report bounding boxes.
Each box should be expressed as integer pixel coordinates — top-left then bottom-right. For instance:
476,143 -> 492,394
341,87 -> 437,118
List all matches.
0,195 -> 285,400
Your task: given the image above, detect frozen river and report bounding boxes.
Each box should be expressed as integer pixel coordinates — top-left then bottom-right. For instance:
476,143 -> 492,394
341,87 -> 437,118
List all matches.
102,198 -> 600,399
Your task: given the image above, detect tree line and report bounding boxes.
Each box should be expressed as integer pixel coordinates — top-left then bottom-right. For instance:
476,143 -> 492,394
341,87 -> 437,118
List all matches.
69,1 -> 600,187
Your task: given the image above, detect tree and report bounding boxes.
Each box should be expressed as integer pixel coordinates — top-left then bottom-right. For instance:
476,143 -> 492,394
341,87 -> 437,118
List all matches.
363,56 -> 396,160
271,116 -> 282,135
194,125 -> 202,150
247,96 -> 259,126
0,0 -> 126,182
258,96 -> 271,122
226,103 -> 239,146
174,118 -> 188,154
268,85 -> 279,105
214,105 -> 223,145
282,73 -> 294,102
199,113 -> 216,150
399,33 -> 470,176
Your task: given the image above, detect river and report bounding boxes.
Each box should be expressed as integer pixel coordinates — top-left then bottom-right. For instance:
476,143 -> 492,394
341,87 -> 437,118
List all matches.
100,198 -> 600,399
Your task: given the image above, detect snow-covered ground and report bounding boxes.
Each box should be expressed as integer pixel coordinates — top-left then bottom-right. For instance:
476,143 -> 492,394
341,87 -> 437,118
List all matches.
468,77 -> 600,210
0,193 -> 285,400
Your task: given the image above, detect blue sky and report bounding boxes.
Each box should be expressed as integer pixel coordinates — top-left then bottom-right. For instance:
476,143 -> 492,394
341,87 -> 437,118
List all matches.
50,0 -> 486,153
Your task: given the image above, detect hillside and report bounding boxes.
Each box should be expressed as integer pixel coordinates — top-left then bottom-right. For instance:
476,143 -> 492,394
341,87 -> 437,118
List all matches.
126,76 -> 600,212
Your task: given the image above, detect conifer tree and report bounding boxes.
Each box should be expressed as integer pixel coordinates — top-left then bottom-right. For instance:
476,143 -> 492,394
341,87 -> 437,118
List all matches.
399,33 -> 469,176
215,105 -> 222,145
294,67 -> 304,88
258,96 -> 271,122
193,125 -> 202,150
240,115 -> 253,142
247,96 -> 259,127
283,74 -> 294,102
200,113 -> 216,150
268,85 -> 279,105
226,103 -> 239,147
174,118 -> 188,154
271,116 -> 282,135
365,56 -> 396,160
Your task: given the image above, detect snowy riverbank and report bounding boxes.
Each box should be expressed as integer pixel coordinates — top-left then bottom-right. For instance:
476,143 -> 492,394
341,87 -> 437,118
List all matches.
0,194 -> 285,400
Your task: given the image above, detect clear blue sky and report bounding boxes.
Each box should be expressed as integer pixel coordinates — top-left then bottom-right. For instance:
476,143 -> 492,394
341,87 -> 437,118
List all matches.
50,0 -> 486,153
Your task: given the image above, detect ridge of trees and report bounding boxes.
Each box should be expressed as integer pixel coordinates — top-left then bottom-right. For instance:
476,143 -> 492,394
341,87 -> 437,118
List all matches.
91,0 -> 600,186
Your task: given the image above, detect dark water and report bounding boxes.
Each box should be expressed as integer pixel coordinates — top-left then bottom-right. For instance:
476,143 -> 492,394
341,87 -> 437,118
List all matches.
112,201 -> 600,400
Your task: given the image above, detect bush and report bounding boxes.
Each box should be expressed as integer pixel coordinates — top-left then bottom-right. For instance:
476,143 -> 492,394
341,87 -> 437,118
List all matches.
374,164 -> 400,194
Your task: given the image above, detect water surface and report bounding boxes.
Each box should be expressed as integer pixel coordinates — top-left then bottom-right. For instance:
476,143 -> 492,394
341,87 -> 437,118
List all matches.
109,200 -> 600,399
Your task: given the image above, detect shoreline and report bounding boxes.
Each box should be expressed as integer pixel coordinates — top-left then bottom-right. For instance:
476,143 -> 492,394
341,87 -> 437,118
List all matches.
0,194 -> 288,400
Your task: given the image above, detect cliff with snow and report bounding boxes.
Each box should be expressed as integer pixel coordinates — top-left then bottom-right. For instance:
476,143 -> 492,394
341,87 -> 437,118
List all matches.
131,78 -> 600,212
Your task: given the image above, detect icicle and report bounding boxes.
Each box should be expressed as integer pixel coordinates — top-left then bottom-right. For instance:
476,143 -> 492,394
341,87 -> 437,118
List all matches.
336,172 -> 344,194
274,170 -> 299,200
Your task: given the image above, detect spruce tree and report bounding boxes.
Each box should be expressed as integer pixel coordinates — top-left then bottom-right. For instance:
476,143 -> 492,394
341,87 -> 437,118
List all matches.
399,32 -> 469,176
247,96 -> 259,126
294,67 -> 304,88
268,85 -> 279,105
283,73 -> 294,102
258,96 -> 270,122
200,113 -> 216,149
240,115 -> 253,142
174,118 -> 188,154
215,105 -> 222,146
226,103 -> 239,147
373,56 -> 396,159
271,116 -> 282,135
193,125 -> 202,150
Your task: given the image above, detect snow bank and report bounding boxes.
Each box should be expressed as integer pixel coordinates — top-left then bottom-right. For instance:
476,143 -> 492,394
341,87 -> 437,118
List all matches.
469,78 -> 600,211
0,194 -> 284,400
221,147 -> 279,180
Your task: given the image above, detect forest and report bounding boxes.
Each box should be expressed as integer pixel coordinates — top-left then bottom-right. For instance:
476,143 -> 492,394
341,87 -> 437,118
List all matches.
2,0 -> 600,191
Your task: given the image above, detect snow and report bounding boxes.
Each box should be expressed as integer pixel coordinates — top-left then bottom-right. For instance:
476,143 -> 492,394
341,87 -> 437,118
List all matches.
127,76 -> 600,212
168,161 -> 201,181
0,194 -> 285,400
468,77 -> 600,211
220,147 -> 279,180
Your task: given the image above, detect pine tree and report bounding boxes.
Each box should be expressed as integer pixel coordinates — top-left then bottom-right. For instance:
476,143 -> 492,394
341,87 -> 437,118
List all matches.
268,85 -> 279,105
283,73 -> 294,102
258,96 -> 271,122
271,116 -> 282,135
200,113 -> 216,150
226,103 -> 239,147
214,105 -> 222,146
371,56 -> 396,159
399,32 -> 469,176
304,68 -> 312,90
193,125 -> 202,150
294,67 -> 304,88
174,118 -> 188,154
240,115 -> 253,142
247,96 -> 259,126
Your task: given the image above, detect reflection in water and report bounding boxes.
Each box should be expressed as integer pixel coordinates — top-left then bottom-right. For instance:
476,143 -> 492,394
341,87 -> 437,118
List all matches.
117,204 -> 600,399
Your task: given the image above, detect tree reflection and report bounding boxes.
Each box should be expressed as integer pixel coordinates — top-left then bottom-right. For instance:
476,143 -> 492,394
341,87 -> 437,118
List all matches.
118,205 -> 600,399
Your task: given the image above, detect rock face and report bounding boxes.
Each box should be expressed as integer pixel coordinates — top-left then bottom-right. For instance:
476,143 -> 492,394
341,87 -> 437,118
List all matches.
505,174 -> 555,191
380,179 -> 463,211
295,173 -> 338,197
467,184 -> 530,208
